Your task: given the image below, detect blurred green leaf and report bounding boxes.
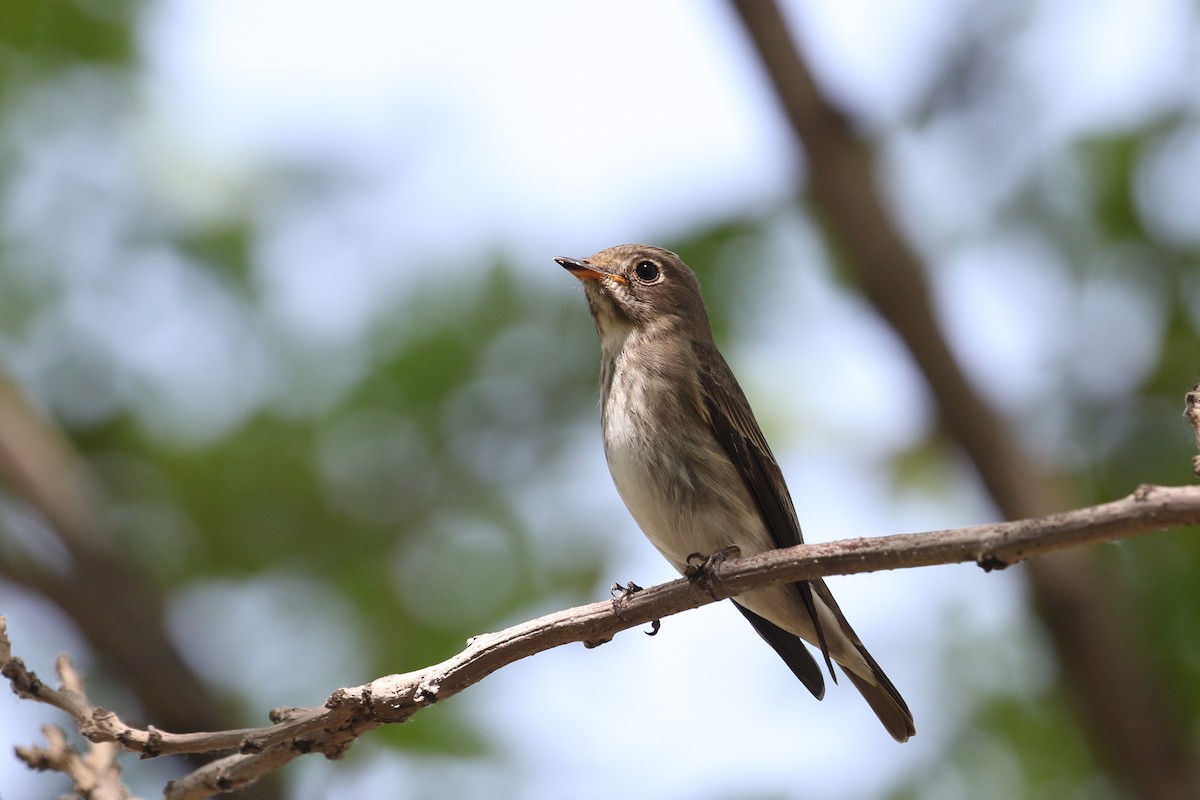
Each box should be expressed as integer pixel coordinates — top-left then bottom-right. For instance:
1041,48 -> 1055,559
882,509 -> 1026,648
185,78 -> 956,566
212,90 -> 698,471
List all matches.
0,0 -> 136,75
1077,133 -> 1145,244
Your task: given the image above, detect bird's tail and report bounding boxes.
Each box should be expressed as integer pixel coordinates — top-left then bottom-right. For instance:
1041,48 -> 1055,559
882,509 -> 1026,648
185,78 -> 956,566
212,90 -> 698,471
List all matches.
811,580 -> 915,742
841,644 -> 915,743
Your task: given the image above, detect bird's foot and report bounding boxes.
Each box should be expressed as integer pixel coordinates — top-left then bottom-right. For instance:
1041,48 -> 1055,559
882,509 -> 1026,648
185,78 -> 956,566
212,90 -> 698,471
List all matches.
610,581 -> 643,604
608,581 -> 660,636
684,546 -> 741,599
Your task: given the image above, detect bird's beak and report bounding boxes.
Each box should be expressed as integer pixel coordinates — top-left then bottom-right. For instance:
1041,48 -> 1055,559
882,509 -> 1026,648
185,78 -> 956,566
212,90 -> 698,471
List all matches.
555,256 -> 627,284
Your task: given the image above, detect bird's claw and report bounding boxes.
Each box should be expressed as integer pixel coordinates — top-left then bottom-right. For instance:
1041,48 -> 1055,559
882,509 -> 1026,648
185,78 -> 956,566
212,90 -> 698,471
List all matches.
610,581 -> 643,603
609,581 -> 660,635
684,546 -> 741,599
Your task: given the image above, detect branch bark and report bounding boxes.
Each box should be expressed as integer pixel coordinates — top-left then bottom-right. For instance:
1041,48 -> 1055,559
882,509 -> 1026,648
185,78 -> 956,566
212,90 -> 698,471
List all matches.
5,483 -> 1200,798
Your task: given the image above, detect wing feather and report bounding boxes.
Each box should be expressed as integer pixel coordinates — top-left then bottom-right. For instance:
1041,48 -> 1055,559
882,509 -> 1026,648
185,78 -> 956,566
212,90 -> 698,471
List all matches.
693,341 -> 836,681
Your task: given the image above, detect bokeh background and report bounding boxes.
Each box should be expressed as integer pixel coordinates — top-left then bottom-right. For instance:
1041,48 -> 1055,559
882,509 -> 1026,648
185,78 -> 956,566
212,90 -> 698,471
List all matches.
2,1 -> 1199,798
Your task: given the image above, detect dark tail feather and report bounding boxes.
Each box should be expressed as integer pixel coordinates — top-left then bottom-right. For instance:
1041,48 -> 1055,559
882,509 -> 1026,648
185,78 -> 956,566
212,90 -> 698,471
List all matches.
795,579 -> 837,683
733,600 -> 825,700
842,646 -> 915,743
735,586 -> 914,742
809,580 -> 915,742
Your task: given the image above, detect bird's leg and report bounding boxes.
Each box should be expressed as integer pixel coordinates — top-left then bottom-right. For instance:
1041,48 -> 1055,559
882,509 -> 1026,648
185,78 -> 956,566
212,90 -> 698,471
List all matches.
684,545 -> 741,599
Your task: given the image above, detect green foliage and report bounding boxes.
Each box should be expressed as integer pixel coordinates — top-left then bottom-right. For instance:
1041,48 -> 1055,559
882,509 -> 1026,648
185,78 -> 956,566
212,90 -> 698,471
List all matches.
890,693 -> 1117,800
0,0 -> 136,77
1078,133 -> 1146,244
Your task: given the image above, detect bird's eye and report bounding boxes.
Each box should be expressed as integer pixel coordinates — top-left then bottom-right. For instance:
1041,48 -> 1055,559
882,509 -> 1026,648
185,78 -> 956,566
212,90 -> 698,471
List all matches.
634,260 -> 660,283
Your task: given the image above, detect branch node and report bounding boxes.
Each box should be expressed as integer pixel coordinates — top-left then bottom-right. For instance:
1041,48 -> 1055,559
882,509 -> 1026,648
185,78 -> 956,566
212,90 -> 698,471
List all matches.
85,708 -> 125,747
139,726 -> 164,759
3,656 -> 42,697
113,726 -> 134,749
416,680 -> 440,705
976,554 -> 1010,572
274,703 -> 311,720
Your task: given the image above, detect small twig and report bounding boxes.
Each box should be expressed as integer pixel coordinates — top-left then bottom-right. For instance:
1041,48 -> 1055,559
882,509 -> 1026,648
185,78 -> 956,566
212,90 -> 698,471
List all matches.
163,743 -> 300,800
5,627 -> 134,800
15,727 -> 130,800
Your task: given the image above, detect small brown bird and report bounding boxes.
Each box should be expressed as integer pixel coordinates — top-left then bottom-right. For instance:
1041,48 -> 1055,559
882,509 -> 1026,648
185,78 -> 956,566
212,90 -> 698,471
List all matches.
558,244 -> 914,742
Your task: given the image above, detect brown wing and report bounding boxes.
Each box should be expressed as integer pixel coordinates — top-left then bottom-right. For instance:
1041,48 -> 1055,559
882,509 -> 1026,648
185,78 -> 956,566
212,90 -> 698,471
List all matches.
693,340 -> 836,681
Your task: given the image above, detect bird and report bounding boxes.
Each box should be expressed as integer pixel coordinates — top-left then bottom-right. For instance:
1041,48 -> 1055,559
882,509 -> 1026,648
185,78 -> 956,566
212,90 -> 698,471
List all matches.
557,243 -> 914,742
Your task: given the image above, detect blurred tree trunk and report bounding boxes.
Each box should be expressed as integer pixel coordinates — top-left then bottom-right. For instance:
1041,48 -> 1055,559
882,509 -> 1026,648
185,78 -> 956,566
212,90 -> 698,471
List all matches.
729,2 -> 1200,797
0,376 -> 282,800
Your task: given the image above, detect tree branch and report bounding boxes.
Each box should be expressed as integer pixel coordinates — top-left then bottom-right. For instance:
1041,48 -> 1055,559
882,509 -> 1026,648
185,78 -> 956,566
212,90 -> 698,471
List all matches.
8,649 -> 131,800
6,483 -> 1200,797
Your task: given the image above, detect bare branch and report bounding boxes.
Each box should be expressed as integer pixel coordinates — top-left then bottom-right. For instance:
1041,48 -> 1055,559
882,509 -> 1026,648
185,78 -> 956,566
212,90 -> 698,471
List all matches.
6,483 -> 1200,796
15,726 -> 132,800
4,621 -> 135,800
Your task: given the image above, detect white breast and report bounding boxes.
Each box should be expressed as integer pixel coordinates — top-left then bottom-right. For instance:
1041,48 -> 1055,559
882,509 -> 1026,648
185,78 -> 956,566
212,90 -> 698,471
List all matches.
600,349 -> 772,571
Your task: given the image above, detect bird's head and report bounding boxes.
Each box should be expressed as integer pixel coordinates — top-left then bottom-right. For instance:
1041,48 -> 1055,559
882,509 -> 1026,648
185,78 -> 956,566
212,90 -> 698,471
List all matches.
555,245 -> 710,345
